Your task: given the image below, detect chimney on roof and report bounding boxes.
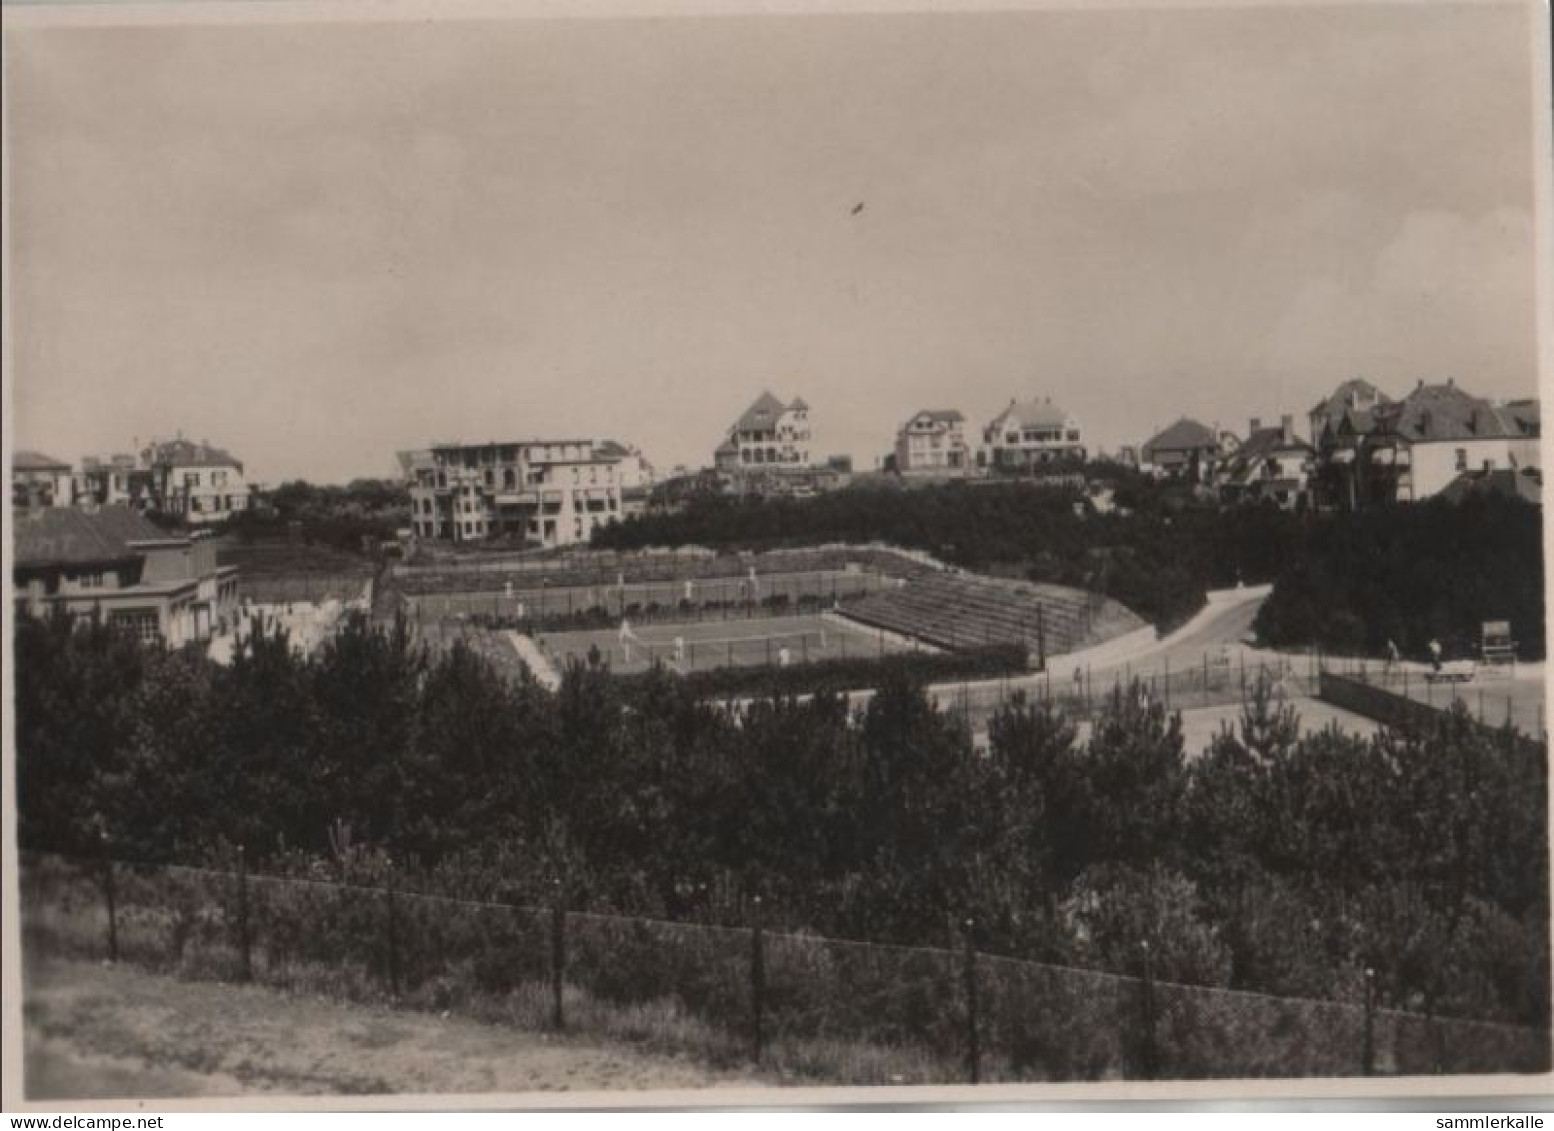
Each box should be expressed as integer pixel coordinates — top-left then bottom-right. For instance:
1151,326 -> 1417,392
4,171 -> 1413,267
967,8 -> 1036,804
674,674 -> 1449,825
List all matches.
1249,417 -> 1262,435
1281,414 -> 1294,443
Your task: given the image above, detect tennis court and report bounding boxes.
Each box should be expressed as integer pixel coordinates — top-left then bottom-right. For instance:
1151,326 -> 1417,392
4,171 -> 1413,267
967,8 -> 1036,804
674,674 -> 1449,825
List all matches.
534,614 -> 922,675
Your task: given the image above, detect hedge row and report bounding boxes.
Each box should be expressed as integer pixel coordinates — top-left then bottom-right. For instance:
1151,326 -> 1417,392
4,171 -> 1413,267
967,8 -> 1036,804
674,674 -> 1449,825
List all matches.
606,644 -> 1030,700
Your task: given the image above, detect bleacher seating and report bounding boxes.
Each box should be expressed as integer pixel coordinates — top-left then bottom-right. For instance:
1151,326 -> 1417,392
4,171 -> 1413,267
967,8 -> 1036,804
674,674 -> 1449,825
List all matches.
835,572 -> 1144,658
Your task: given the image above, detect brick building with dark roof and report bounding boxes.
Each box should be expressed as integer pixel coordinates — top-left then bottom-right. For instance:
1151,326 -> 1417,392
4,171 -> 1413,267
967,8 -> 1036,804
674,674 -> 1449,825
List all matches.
1310,378 -> 1541,508
11,450 -> 75,510
1140,417 -> 1227,482
13,505 -> 240,645
1217,415 -> 1315,510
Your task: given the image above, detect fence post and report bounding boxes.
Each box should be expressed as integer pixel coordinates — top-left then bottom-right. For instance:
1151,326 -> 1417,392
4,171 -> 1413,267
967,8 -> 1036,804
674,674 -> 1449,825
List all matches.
385,882 -> 401,999
236,845 -> 252,983
1163,657 -> 1171,713
750,896 -> 765,1064
1140,939 -> 1157,1080
551,880 -> 567,1031
1362,967 -> 1376,1075
962,918 -> 981,1085
1036,604 -> 1046,671
100,833 -> 119,964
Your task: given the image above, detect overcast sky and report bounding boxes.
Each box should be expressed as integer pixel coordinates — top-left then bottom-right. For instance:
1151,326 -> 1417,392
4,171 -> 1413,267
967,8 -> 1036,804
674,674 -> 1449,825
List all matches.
3,2 -> 1541,484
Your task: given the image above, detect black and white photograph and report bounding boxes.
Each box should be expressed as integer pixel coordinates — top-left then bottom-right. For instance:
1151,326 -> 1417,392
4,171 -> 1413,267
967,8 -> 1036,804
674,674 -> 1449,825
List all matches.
2,0 -> 1550,1109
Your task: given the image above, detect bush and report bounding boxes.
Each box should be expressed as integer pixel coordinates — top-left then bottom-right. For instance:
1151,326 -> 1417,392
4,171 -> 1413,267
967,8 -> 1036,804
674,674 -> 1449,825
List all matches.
609,645 -> 1030,699
1255,495 -> 1544,659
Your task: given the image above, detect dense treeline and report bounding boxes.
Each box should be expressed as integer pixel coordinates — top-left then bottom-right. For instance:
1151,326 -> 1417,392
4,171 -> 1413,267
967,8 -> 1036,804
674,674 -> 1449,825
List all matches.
596,482 -> 1545,658
15,611 -> 1547,1026
224,478 -> 411,553
1254,494 -> 1545,660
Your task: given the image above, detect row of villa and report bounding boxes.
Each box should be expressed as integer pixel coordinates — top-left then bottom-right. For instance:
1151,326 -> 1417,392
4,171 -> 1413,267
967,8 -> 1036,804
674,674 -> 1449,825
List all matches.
1130,377 -> 1541,509
12,437 -> 253,524
888,377 -> 1540,510
893,398 -> 1086,476
11,437 -> 256,646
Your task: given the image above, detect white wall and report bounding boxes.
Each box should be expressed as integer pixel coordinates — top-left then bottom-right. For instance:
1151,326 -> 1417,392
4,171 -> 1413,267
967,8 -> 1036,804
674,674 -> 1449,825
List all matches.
1409,439 -> 1513,499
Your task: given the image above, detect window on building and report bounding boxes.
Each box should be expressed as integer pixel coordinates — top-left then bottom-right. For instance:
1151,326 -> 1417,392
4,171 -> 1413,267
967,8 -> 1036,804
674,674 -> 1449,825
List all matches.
1455,448 -> 1468,471
78,572 -> 103,590
110,609 -> 161,643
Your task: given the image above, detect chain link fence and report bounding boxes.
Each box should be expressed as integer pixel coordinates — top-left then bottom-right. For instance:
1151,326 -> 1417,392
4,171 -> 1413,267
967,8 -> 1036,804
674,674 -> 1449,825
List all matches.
19,851 -> 1550,1084
928,653 -> 1316,736
1317,654 -> 1545,741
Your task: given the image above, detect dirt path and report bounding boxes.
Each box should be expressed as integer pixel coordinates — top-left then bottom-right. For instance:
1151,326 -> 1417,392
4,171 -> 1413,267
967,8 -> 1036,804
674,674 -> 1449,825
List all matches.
22,957 -> 765,1101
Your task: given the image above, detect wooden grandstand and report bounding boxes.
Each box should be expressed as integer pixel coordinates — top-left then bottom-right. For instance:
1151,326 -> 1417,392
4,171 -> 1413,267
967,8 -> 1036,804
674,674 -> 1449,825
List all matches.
834,571 -> 1145,659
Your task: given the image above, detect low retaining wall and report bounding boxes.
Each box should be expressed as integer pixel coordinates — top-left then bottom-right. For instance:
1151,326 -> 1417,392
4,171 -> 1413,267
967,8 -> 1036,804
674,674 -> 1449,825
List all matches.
1318,672 -> 1446,734
1318,672 -> 1543,751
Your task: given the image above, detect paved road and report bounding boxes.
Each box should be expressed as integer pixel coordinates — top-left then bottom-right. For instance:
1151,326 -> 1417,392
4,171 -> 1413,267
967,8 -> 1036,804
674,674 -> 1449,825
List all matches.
928,587 -> 1280,708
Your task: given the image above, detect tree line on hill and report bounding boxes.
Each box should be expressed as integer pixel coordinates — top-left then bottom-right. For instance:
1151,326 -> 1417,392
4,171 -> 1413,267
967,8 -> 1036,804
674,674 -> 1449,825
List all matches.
223,479 -> 411,554
595,483 -> 1544,660
14,610 -> 1547,1027
1252,494 -> 1545,661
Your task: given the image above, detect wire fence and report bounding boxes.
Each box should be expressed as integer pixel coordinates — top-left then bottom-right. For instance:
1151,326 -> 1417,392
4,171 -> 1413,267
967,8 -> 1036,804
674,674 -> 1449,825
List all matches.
926,653 -> 1317,732
19,850 -> 1549,1084
394,570 -> 890,625
236,574 -> 375,606
1315,654 -> 1545,742
540,622 -> 929,675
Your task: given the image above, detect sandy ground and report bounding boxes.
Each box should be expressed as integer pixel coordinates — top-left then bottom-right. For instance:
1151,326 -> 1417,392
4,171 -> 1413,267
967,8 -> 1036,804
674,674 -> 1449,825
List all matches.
1173,697 -> 1382,754
21,957 -> 764,1102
